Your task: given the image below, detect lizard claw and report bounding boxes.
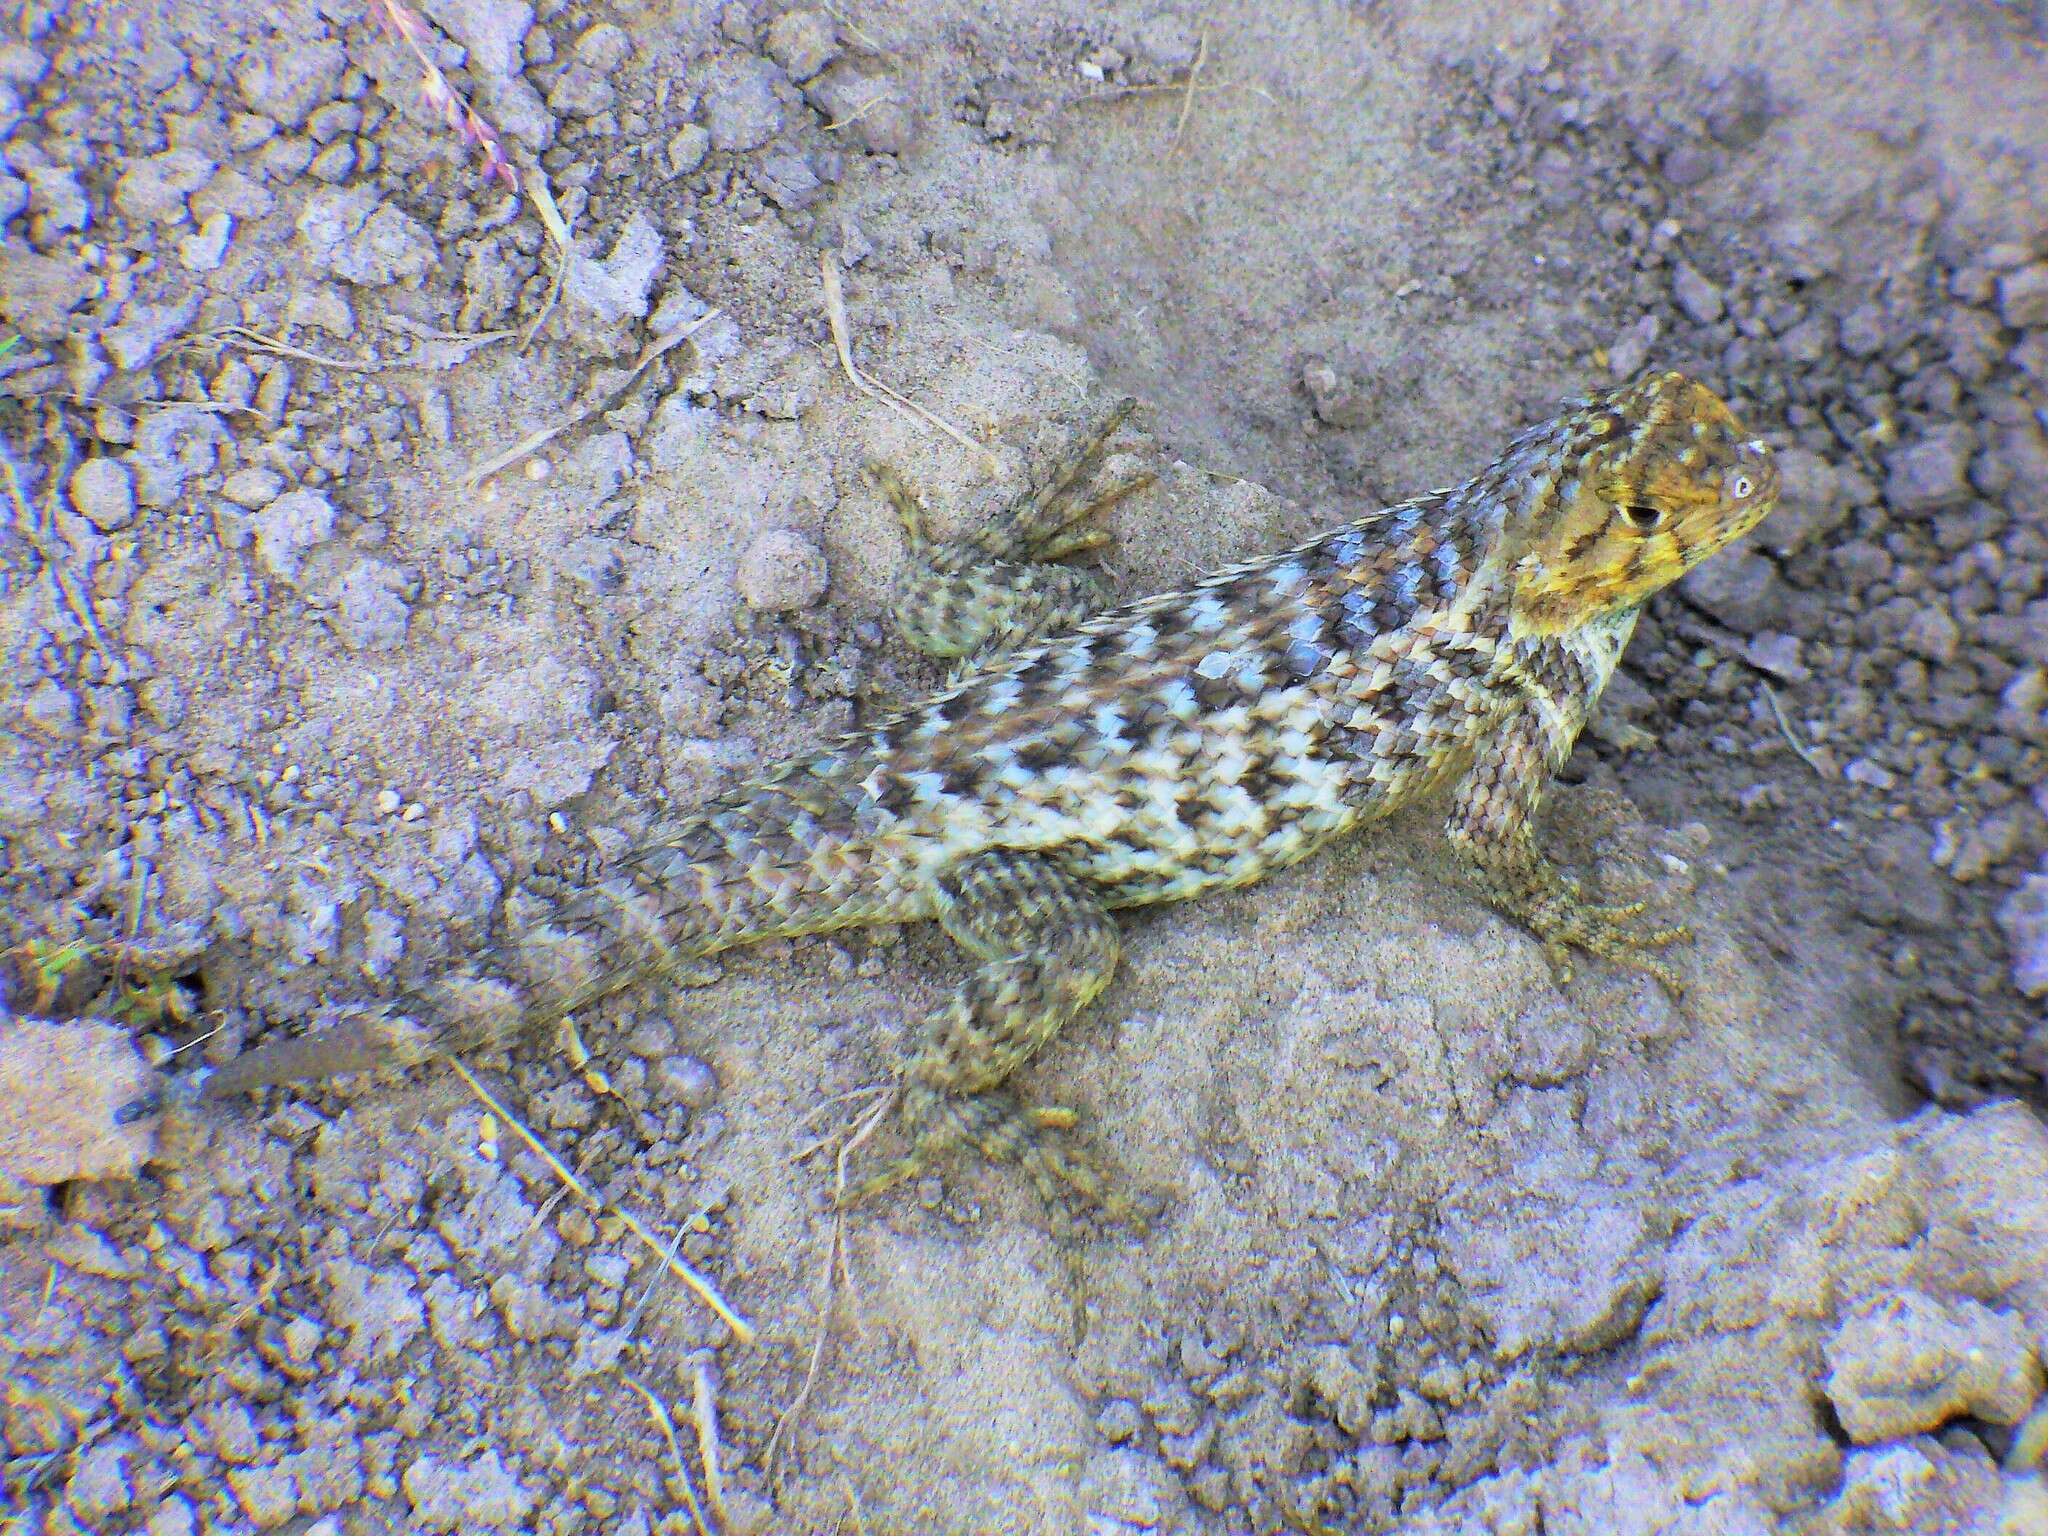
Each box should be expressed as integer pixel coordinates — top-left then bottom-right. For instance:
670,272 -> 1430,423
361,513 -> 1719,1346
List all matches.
836,1084 -> 1141,1231
1529,890 -> 1692,999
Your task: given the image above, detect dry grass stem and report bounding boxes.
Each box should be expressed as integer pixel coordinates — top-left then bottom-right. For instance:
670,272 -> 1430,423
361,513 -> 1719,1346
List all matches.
764,1088 -> 895,1480
691,1357 -> 730,1525
370,0 -> 518,190
462,310 -> 720,491
444,1055 -> 756,1342
1171,28 -> 1209,149
210,325 -> 379,373
623,1375 -> 713,1536
522,171 -> 575,351
820,253 -> 997,473
1760,683 -> 1827,777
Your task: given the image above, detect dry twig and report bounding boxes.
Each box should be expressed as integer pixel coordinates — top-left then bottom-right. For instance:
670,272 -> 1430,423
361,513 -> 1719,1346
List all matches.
444,1056 -> 755,1342
820,253 -> 997,473
764,1087 -> 896,1481
461,309 -> 721,490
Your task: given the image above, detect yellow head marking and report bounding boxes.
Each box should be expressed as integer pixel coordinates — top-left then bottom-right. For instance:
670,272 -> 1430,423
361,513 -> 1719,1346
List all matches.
1508,371 -> 1779,638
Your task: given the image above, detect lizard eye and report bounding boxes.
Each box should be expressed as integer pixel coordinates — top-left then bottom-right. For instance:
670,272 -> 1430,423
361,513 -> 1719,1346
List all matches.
1623,504 -> 1663,532
1729,473 -> 1756,500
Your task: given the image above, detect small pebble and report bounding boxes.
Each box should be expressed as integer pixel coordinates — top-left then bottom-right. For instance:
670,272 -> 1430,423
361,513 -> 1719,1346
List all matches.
656,1054 -> 719,1108
69,457 -> 136,530
736,527 -> 828,612
766,10 -> 838,81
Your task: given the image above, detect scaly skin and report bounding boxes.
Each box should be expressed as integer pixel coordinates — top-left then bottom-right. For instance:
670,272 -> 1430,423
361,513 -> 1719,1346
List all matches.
199,372 -> 1779,1217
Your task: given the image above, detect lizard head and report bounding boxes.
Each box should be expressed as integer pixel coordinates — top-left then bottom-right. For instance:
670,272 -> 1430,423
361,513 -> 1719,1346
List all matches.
1506,370 -> 1778,638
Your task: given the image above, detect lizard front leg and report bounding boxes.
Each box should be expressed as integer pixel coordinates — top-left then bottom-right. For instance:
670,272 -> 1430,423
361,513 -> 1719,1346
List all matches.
1444,705 -> 1689,996
843,849 -> 1130,1222
875,398 -> 1153,666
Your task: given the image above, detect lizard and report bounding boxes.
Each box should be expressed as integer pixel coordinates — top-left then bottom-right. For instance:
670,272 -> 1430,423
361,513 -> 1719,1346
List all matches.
188,370 -> 1779,1217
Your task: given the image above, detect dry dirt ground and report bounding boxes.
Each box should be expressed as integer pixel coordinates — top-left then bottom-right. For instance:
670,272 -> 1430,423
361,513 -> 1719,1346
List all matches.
4,0 -> 2048,1532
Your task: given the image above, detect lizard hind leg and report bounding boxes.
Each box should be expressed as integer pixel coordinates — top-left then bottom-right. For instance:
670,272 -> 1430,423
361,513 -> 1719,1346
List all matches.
840,850 -> 1135,1225
879,398 -> 1154,663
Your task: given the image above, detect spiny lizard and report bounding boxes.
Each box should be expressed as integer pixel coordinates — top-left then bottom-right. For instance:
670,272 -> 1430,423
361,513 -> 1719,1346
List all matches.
195,371 -> 1779,1215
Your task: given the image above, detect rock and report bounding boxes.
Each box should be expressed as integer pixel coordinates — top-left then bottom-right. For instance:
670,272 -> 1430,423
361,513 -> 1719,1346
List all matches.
402,1450 -> 534,1532
1898,604 -> 1960,664
1743,631 -> 1808,682
191,166 -> 276,224
766,10 -> 838,81
0,42 -> 48,87
1671,260 -> 1724,324
101,293 -> 199,371
177,211 -> 234,271
736,528 -> 828,611
1997,865 -> 2048,998
1660,140 -> 1719,186
68,457 -> 136,531
1136,12 -> 1202,69
0,1019 -> 157,1186
221,465 -> 286,509
545,63 -> 614,118
1763,445 -> 1848,556
751,148 -> 821,210
701,55 -> 786,151
1815,1440 -> 2005,1534
0,248 -> 98,342
1998,666 -> 2048,745
666,123 -> 710,176
1606,312 -> 1660,380
655,1054 -> 719,1107
1301,358 -> 1373,428
112,146 -> 214,225
556,535 -> 624,593
253,488 -> 337,583
1884,428 -> 1973,513
128,404 -> 228,506
66,1438 -> 135,1522
23,163 -> 88,232
1822,1288 -> 2043,1441
422,0 -> 533,78
1676,550 -> 1788,634
235,38 -> 345,128
22,679 -> 77,736
1996,263 -> 2048,329
806,62 -> 917,154
562,210 -> 664,327
573,21 -> 631,70
297,187 -> 434,287
228,1466 -> 300,1528
1839,304 -> 1887,357
334,558 -> 413,650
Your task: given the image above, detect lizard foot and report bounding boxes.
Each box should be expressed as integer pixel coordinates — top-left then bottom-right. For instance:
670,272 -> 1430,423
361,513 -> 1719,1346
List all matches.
838,1083 -> 1138,1231
1529,886 -> 1690,998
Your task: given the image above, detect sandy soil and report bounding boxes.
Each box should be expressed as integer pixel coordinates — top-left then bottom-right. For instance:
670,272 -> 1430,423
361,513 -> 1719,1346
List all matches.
3,0 -> 2047,1532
